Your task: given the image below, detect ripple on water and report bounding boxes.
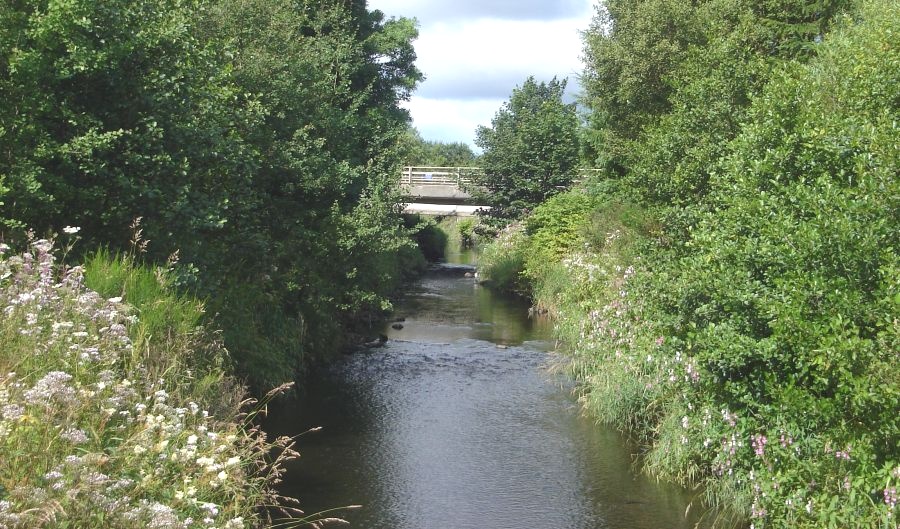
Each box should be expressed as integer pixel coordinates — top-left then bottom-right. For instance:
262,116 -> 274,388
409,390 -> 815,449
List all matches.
265,272 -> 703,529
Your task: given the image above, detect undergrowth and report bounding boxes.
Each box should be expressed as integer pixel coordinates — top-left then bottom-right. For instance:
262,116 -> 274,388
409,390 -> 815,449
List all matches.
479,1 -> 898,528
0,239 -> 326,528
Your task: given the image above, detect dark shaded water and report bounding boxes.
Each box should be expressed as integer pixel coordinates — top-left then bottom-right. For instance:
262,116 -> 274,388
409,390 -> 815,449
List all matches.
265,249 -> 703,528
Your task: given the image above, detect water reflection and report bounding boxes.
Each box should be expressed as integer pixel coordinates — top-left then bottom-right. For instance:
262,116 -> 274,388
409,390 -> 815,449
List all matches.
385,273 -> 552,345
265,259 -> 702,528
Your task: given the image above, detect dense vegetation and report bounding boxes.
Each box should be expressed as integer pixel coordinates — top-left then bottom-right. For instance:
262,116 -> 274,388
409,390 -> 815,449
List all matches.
0,0 -> 429,523
0,241 -> 300,528
399,128 -> 479,167
478,0 -> 898,526
0,0 -> 423,391
474,76 -> 580,222
2,0 -> 896,526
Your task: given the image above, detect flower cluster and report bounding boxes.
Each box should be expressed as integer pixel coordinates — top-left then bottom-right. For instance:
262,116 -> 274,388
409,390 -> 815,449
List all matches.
0,240 -> 295,528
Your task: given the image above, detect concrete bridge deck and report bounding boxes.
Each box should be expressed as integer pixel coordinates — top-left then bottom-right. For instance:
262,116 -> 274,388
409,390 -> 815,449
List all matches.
399,167 -> 488,215
397,166 -> 600,217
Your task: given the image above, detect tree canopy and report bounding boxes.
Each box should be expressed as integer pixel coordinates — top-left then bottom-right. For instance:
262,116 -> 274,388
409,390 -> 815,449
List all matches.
0,0 -> 423,390
398,127 -> 478,167
475,76 -> 580,221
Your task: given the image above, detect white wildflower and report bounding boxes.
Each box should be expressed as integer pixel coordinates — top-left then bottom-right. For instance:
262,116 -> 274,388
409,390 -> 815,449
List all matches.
61,428 -> 89,444
24,371 -> 76,405
224,517 -> 245,529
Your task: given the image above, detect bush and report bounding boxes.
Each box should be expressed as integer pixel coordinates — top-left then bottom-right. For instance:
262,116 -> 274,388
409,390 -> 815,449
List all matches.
456,218 -> 477,249
476,224 -> 529,294
522,191 -> 598,282
403,214 -> 448,262
568,2 -> 900,526
486,5 -> 899,526
0,240 -> 296,528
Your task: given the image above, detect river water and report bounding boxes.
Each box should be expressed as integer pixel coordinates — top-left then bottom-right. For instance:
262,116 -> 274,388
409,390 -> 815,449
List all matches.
265,248 -> 703,529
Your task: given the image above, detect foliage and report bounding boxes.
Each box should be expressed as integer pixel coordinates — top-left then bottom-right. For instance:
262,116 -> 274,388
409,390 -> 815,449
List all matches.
0,0 -> 423,391
522,0 -> 900,526
580,0 -> 703,173
402,214 -> 447,262
474,77 -> 580,221
476,224 -> 529,294
398,128 -> 479,167
456,217 -> 477,249
520,191 -> 601,283
581,0 -> 854,185
0,240 -> 303,528
484,0 -> 899,527
640,7 -> 900,524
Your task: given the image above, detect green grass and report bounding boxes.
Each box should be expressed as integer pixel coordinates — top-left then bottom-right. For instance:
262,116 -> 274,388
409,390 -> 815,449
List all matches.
0,240 -> 305,528
479,179 -> 900,527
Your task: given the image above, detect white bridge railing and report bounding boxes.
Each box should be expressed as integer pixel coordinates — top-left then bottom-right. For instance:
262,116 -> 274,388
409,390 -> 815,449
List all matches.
399,166 -> 602,188
399,166 -> 484,187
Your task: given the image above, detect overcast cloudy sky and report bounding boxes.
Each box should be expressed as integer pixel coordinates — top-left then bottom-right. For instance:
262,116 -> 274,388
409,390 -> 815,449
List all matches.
367,0 -> 595,150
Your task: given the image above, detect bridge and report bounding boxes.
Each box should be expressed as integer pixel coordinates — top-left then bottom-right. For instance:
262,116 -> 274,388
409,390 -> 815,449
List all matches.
399,166 -> 488,217
398,166 -> 602,217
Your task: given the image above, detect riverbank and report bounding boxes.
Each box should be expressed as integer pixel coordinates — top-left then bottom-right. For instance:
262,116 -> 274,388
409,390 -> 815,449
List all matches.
262,255 -> 704,528
0,241 -> 294,528
480,183 -> 898,528
476,5 -> 899,525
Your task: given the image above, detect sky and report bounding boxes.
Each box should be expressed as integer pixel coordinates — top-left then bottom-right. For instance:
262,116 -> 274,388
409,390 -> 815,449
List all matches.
367,0 -> 596,150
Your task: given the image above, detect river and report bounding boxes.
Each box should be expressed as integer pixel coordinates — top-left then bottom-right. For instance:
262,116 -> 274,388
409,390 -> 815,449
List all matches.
264,246 -> 703,528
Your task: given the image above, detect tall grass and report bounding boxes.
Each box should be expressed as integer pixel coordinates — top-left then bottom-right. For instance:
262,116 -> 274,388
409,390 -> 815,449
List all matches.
479,180 -> 899,527
476,223 -> 528,293
0,240 -> 312,528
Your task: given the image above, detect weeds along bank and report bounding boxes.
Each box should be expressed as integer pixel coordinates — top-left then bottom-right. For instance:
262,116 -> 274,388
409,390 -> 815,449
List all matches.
0,0 -> 424,393
0,241 -> 299,528
478,4 -> 899,528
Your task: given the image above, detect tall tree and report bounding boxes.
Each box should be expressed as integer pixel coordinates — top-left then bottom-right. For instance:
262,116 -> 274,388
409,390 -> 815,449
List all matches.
0,0 -> 256,258
581,0 -> 853,183
0,0 -> 424,390
475,77 -> 580,221
398,127 -> 478,167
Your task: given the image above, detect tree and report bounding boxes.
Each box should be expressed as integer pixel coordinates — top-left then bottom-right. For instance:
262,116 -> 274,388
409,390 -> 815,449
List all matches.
398,127 -> 478,167
0,0 -> 424,390
0,0 -> 255,255
580,0 -> 853,181
475,77 -> 580,221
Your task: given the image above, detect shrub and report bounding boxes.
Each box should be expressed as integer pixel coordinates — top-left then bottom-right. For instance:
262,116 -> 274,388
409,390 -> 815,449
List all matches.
521,191 -> 599,282
476,223 -> 529,294
403,214 -> 448,262
485,5 -> 899,526
0,240 -> 297,528
570,2 -> 900,526
456,218 -> 477,249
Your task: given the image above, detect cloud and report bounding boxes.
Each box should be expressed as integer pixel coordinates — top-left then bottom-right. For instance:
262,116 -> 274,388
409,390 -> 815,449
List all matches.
369,0 -> 594,148
372,0 -> 588,22
402,97 -> 505,149
414,18 -> 586,100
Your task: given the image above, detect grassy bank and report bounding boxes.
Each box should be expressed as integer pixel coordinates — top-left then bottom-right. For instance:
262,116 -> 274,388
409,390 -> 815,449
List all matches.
478,4 -> 899,526
0,240 -> 302,528
482,186 -> 898,528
